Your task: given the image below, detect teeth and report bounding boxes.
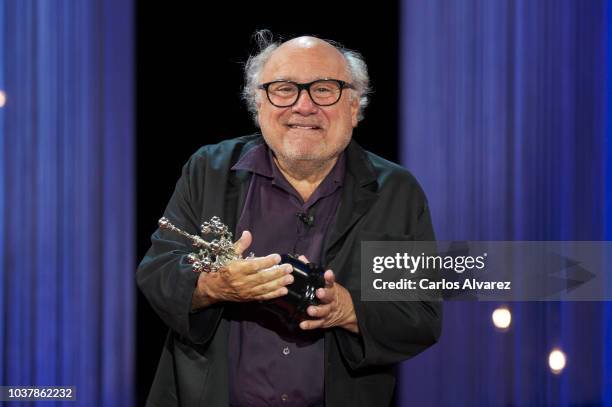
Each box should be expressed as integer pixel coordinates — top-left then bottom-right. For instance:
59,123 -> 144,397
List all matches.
290,125 -> 317,129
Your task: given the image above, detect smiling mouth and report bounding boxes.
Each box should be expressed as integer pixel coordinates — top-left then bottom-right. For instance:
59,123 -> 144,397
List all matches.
287,124 -> 322,130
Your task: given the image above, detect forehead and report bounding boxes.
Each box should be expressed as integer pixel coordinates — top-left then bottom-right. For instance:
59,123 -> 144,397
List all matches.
260,38 -> 349,83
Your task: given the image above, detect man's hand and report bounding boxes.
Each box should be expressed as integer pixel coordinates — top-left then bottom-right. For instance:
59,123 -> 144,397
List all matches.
191,230 -> 294,310
300,269 -> 360,334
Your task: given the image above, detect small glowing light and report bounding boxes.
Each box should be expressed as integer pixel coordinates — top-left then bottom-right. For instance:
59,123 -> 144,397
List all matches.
0,90 -> 6,108
492,306 -> 512,330
548,348 -> 566,374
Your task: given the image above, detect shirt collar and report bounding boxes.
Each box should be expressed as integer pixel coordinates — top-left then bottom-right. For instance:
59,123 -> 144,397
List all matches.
231,143 -> 274,177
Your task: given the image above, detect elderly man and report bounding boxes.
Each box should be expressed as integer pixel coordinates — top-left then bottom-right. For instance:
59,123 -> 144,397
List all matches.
137,31 -> 441,407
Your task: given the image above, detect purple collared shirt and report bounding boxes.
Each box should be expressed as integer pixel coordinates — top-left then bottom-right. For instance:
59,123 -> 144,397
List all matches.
227,143 -> 345,407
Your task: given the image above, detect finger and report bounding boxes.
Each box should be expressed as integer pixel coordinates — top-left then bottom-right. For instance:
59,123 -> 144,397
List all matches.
312,270 -> 336,302
297,255 -> 309,263
253,286 -> 289,301
222,254 -> 280,277
241,253 -> 282,274
307,303 -> 331,318
247,264 -> 293,287
323,269 -> 335,287
300,318 -> 326,330
316,287 -> 335,303
251,272 -> 294,297
233,230 -> 252,256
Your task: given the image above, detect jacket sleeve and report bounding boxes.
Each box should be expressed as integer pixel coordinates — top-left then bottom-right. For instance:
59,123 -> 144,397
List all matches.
136,150 -> 224,345
334,185 -> 443,370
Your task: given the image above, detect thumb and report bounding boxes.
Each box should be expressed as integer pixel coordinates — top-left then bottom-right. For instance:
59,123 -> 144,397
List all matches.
324,269 -> 335,287
233,230 -> 252,256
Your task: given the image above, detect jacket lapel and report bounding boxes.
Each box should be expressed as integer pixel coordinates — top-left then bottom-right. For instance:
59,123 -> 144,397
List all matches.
323,140 -> 379,264
224,137 -> 263,235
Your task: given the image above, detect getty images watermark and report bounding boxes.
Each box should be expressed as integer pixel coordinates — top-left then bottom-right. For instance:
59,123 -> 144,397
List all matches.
360,241 -> 612,301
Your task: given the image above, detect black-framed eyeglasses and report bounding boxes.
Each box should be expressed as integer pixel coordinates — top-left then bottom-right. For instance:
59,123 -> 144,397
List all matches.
258,79 -> 354,107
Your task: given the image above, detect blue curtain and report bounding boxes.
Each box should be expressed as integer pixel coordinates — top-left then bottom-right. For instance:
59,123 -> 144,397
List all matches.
0,1 -> 134,405
399,0 -> 611,405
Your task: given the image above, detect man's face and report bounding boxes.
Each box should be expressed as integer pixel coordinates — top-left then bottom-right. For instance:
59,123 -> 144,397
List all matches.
257,37 -> 360,165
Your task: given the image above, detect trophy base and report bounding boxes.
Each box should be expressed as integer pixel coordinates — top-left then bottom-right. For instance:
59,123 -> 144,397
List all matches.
261,254 -> 326,323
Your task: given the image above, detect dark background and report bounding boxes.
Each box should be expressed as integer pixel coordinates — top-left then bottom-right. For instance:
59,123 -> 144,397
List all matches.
136,1 -> 400,404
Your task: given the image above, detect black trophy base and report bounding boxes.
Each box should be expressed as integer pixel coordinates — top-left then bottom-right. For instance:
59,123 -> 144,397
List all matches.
263,254 -> 326,323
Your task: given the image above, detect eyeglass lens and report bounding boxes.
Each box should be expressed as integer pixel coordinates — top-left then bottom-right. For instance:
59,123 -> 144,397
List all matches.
267,80 -> 343,107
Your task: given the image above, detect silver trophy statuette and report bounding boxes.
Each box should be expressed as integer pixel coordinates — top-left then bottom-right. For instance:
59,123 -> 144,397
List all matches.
158,216 -> 239,273
158,215 -> 325,322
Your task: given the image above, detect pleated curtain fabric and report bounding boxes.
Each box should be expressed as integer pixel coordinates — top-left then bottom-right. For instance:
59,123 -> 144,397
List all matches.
399,0 -> 612,406
0,1 -> 134,405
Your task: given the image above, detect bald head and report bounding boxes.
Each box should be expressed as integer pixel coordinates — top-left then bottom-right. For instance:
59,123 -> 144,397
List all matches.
277,36 -> 347,60
260,36 -> 350,85
284,35 -> 336,49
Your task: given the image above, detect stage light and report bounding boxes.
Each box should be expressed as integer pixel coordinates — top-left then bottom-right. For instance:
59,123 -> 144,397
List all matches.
0,90 -> 6,107
548,348 -> 566,374
491,306 -> 511,330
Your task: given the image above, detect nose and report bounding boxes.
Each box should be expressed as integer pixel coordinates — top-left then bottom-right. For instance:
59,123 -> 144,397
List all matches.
291,88 -> 318,115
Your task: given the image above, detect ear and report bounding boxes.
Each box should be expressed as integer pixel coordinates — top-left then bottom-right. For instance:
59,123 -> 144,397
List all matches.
255,99 -> 263,128
350,95 -> 360,127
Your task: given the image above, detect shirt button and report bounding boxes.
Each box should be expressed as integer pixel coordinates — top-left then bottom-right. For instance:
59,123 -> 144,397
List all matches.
282,346 -> 290,356
281,394 -> 289,402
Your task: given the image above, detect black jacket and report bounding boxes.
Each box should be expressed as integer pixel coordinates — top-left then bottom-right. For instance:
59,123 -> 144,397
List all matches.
136,135 -> 442,406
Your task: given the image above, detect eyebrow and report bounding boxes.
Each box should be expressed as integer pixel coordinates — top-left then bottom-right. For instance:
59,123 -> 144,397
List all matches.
268,77 -> 344,83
